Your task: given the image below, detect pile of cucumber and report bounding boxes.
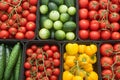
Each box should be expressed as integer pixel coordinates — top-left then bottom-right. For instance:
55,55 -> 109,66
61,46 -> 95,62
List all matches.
0,42 -> 21,80
39,0 -> 77,40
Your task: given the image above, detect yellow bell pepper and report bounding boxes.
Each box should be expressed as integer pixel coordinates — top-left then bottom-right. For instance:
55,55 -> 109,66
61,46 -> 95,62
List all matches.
86,71 -> 98,80
72,76 -> 83,80
65,56 -> 76,67
90,44 -> 97,54
64,63 -> 70,70
64,52 -> 68,60
66,43 -> 79,56
78,44 -> 86,54
76,69 -> 86,78
82,63 -> 93,72
90,54 -> 97,64
63,71 -> 74,80
78,54 -> 90,65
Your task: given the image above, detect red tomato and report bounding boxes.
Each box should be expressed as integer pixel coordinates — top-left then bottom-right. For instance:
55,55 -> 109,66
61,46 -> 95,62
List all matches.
0,30 -> 9,39
38,65 -> 44,71
0,2 -> 9,11
11,0 -> 19,5
46,68 -> 52,76
26,48 -> 33,56
79,0 -> 88,8
53,59 -> 60,67
51,45 -> 58,52
27,13 -> 36,22
53,52 -> 60,59
25,70 -> 31,77
109,12 -> 119,22
26,77 -> 32,80
79,8 -> 88,19
113,55 -> 120,65
22,10 -> 30,17
29,6 -> 37,13
20,18 -> 27,26
101,30 -> 111,40
36,47 -> 42,54
46,49 -> 53,57
102,69 -> 113,80
1,14 -> 8,21
43,44 -> 50,51
113,43 -> 120,52
8,27 -> 17,35
111,32 -> 120,40
111,0 -> 119,4
24,62 -> 31,69
0,11 -> 3,17
8,19 -> 15,26
109,4 -> 119,12
89,1 -> 99,10
99,0 -> 108,9
100,20 -> 110,29
0,23 -> 9,30
15,32 -> 24,40
31,45 -> 37,51
98,9 -> 108,19
79,30 -> 89,40
7,6 -> 13,13
90,20 -> 99,31
22,2 -> 30,10
29,0 -> 38,5
101,57 -> 113,69
16,6 -> 22,13
18,27 -> 26,33
44,60 -> 51,68
110,22 -> 119,31
88,10 -> 98,20
36,72 -> 42,79
89,31 -> 100,40
53,68 -> 60,76
79,19 -> 89,30
31,53 -> 37,59
31,66 -> 37,71
25,31 -> 35,39
115,66 -> 120,78
26,21 -> 36,31
100,43 -> 113,56
50,75 -> 57,80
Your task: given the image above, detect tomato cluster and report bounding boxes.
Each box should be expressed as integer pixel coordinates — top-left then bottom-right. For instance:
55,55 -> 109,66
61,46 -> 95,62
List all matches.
0,0 -> 37,39
100,43 -> 120,80
78,0 -> 120,40
24,44 -> 60,80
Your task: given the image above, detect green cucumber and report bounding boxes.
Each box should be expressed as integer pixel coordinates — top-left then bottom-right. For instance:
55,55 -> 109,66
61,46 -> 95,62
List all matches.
48,2 -> 58,11
14,49 -> 22,80
10,73 -> 14,80
41,0 -> 49,5
65,0 -> 75,7
0,44 -> 6,80
5,45 -> 11,66
50,0 -> 63,5
4,42 -> 21,80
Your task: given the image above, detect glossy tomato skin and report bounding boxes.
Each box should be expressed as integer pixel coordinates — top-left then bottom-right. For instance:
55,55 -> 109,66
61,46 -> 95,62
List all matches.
0,23 -> 9,30
24,62 -> 31,69
100,43 -> 113,56
15,32 -> 25,40
90,20 -> 99,31
50,45 -> 58,52
29,6 -> 37,13
46,49 -> 53,58
102,69 -> 113,80
99,0 -> 108,9
89,1 -> 99,10
26,48 -> 33,56
26,21 -> 36,31
88,10 -> 98,20
20,18 -> 27,26
98,9 -> 108,19
79,19 -> 89,30
22,10 -> 30,17
29,0 -> 38,5
109,4 -> 119,12
101,57 -> 113,69
8,27 -> 17,35
79,0 -> 88,8
27,13 -> 36,22
79,30 -> 89,40
53,68 -> 60,76
101,30 -> 111,40
79,8 -> 88,19
25,70 -> 31,77
53,52 -> 60,59
50,75 -> 57,80
43,44 -> 50,51
25,31 -> 35,39
0,2 -> 9,11
53,59 -> 60,67
1,14 -> 8,21
109,12 -> 119,22
110,22 -> 120,31
113,55 -> 120,65
0,30 -> 9,39
18,27 -> 26,33
89,31 -> 100,40
111,32 -> 120,40
113,43 -> 120,52
22,2 -> 30,10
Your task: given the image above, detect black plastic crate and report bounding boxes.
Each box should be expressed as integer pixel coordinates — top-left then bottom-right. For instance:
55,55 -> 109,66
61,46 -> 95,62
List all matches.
61,41 -> 101,80
20,40 -> 62,80
36,0 -> 78,42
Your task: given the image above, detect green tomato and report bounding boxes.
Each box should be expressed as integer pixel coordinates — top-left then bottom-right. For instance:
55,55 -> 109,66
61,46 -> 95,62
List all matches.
49,10 -> 60,21
59,5 -> 68,13
43,19 -> 53,29
39,28 -> 50,39
68,7 -> 76,15
39,5 -> 48,14
53,21 -> 63,30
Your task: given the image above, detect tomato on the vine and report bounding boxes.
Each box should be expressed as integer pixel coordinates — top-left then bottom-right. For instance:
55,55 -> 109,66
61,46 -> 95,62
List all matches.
24,62 -> 31,69
25,31 -> 35,39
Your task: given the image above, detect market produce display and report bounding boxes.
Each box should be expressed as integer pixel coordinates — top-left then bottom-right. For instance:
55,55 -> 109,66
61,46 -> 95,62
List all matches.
0,0 -> 38,40
63,43 -> 98,80
100,43 -> 120,80
24,43 -> 61,80
78,0 -> 120,40
38,0 -> 77,40
0,42 -> 22,80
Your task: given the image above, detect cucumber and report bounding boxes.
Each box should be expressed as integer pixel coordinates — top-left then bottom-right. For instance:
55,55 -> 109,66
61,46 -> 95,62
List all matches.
0,44 -> 6,80
41,0 -> 49,5
50,0 -> 63,5
48,2 -> 58,11
65,0 -> 75,7
10,73 -> 14,80
14,49 -> 22,80
40,15 -> 48,28
5,45 -> 11,66
50,29 -> 55,39
4,42 -> 21,80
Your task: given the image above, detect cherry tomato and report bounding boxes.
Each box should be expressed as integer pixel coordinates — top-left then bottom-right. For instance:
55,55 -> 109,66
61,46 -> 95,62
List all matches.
90,20 -> 99,31
53,59 -> 60,67
101,30 -> 111,40
79,30 -> 89,40
115,66 -> 120,78
110,22 -> 120,31
98,9 -> 108,19
29,0 -> 38,5
0,2 -> 9,11
46,68 -> 52,76
53,52 -> 60,59
8,27 -> 17,35
15,32 -> 25,40
0,23 -> 9,30
38,65 -> 44,71
102,69 -> 113,80
26,21 -> 36,31
46,49 -> 53,58
18,27 -> 26,33
1,14 -> 8,21
113,55 -> 120,65
29,6 -> 37,13
43,44 -> 50,51
8,19 -> 15,26
79,19 -> 89,30
51,45 -> 58,52
31,45 -> 37,51
79,0 -> 88,8
16,6 -> 22,13
113,43 -> 120,52
36,47 -> 42,54
22,10 -> 30,17
22,2 -> 30,10
7,6 -> 13,13
26,77 -> 32,80
25,70 -> 31,77
53,68 -> 60,76
99,0 -> 108,9
89,31 -> 100,40
25,31 -> 35,39
27,13 -> 36,22
24,62 -> 31,69
45,60 -> 51,68
100,20 -> 110,29
111,32 -> 120,40
0,30 -> 9,39
79,8 -> 88,19
26,48 -> 33,56
20,18 -> 27,26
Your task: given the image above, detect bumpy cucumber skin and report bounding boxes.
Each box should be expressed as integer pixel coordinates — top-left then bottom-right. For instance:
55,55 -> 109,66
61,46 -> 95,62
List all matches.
65,0 -> 75,7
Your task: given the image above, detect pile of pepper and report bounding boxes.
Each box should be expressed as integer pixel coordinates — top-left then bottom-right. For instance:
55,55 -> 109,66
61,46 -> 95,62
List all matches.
63,43 -> 98,80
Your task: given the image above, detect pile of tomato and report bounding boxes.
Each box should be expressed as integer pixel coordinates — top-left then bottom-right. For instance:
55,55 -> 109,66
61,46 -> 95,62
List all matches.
0,0 -> 37,39
100,43 -> 120,80
24,44 -> 61,80
78,0 -> 120,40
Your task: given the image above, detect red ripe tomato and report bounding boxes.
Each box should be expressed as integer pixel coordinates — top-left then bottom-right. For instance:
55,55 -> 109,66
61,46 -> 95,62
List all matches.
53,68 -> 60,76
89,31 -> 100,40
79,0 -> 88,8
25,31 -> 35,39
50,75 -> 57,80
12,14 -> 21,20
16,6 -> 22,13
111,32 -> 120,40
89,1 -> 99,10
113,43 -> 120,52
38,65 -> 44,71
31,45 -> 37,51
31,53 -> 37,59
15,32 -> 25,40
46,68 -> 52,76
88,10 -> 98,20
26,48 -> 33,56
22,10 -> 30,17
8,19 -> 15,26
36,47 -> 42,54
0,30 -> 9,39
26,21 -> 36,31
101,57 -> 113,69
102,69 -> 113,80
24,62 -> 31,69
18,27 -> 26,33
29,0 -> 38,5
53,52 -> 60,59
8,27 -> 17,35
110,22 -> 119,31
90,20 -> 99,31
1,14 -> 8,21
99,0 -> 108,9
29,6 -> 37,13
7,6 -> 13,13
26,77 -> 32,80
100,43 -> 113,56
79,30 -> 89,40
27,13 -> 36,21
113,55 -> 120,65
111,0 -> 119,4
109,12 -> 119,22
36,72 -> 42,79
79,19 -> 89,30
115,66 -> 120,78
98,9 -> 108,19
0,23 -> 9,30
100,20 -> 110,29
0,2 -> 9,11
22,2 -> 30,10
101,30 -> 111,40
25,70 -> 31,77
109,4 -> 119,12
20,18 -> 27,26
43,44 -> 50,51
46,49 -> 53,57
44,60 -> 51,68
0,11 -> 3,17
51,45 -> 58,52
53,59 -> 60,67
79,8 -> 88,19
11,0 -> 20,5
